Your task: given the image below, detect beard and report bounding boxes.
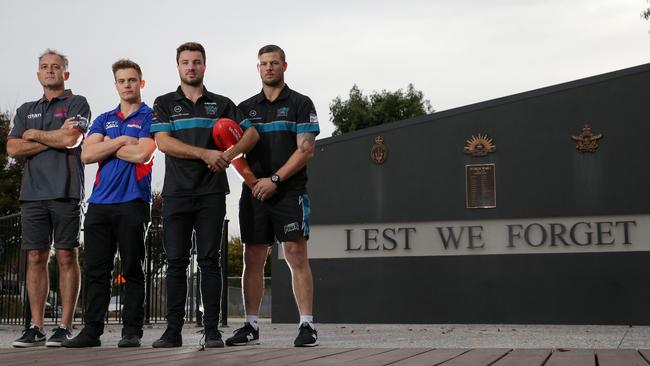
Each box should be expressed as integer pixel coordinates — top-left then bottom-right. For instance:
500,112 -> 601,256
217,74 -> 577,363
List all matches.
262,75 -> 284,87
181,74 -> 204,87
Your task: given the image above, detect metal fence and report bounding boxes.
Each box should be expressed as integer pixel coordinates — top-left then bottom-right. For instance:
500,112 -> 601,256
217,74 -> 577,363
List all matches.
0,213 -> 233,327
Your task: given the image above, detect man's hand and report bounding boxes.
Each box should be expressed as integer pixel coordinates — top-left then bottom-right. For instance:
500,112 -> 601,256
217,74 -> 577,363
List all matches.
252,177 -> 277,201
60,117 -> 78,129
201,149 -> 229,172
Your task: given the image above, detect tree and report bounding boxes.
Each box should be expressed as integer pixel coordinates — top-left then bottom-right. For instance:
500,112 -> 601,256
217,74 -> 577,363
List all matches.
643,8 -> 650,20
330,83 -> 433,135
0,111 -> 22,216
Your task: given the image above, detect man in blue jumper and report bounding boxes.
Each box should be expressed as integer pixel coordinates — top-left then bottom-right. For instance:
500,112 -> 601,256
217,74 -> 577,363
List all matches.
63,59 -> 156,348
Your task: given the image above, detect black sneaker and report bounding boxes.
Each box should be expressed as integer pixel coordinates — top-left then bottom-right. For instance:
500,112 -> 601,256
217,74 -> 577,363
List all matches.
12,325 -> 46,348
61,328 -> 101,348
118,334 -> 141,348
202,327 -> 224,348
225,323 -> 259,346
46,326 -> 72,347
294,322 -> 318,347
152,328 -> 182,348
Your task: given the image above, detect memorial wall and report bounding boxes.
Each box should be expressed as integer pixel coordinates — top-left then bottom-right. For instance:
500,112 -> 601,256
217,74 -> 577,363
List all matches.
272,63 -> 650,324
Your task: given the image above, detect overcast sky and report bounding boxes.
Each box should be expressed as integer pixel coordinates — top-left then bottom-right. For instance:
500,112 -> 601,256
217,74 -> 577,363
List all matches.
1,0 -> 648,235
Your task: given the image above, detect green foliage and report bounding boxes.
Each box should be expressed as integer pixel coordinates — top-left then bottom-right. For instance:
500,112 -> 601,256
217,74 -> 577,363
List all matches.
330,84 -> 433,135
643,8 -> 650,20
227,236 -> 271,278
0,111 -> 22,215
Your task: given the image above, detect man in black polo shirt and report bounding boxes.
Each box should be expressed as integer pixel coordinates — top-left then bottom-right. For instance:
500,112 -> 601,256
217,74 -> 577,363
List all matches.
7,49 -> 90,347
150,42 -> 259,348
225,45 -> 320,347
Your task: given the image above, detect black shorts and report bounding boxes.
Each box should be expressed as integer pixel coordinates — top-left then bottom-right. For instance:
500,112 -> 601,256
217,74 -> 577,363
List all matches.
239,186 -> 311,245
20,199 -> 81,250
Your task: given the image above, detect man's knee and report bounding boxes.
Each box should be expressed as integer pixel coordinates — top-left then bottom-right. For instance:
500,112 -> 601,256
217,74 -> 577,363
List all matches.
55,248 -> 79,268
166,258 -> 190,276
197,257 -> 220,274
27,249 -> 49,267
244,245 -> 268,269
284,241 -> 309,268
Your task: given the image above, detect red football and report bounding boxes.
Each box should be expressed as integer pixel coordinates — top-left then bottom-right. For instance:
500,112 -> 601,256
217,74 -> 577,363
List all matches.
212,118 -> 243,151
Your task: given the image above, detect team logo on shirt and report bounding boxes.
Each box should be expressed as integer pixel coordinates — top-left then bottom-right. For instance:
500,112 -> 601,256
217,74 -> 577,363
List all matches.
106,120 -> 119,129
54,107 -> 68,118
249,110 -> 257,117
127,119 -> 143,129
204,103 -> 218,115
277,107 -> 289,118
173,105 -> 182,114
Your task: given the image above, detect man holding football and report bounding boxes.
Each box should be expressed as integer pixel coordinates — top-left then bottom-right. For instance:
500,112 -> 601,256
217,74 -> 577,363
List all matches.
150,42 -> 259,348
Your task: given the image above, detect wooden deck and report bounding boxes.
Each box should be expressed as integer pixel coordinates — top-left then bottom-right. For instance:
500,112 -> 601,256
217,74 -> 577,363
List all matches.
2,347 -> 650,365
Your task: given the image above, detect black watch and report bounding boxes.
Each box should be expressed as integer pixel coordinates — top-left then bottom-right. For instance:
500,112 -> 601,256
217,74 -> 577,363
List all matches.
271,174 -> 281,184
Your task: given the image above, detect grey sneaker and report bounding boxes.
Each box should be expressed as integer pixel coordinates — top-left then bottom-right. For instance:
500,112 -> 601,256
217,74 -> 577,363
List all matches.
46,326 -> 72,347
202,327 -> 224,348
152,328 -> 182,348
12,325 -> 46,348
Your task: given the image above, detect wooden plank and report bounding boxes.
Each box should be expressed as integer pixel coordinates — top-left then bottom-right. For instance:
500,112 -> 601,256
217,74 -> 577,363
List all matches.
596,349 -> 650,366
544,349 -> 595,366
491,349 -> 551,366
247,347 -> 355,366
639,350 -> 650,363
391,349 -> 470,366
307,348 -> 397,365
133,347 -> 293,366
344,348 -> 432,366
439,348 -> 511,366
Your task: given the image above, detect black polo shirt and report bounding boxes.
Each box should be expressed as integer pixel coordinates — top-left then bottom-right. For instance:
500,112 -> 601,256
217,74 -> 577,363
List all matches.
238,85 -> 319,192
8,89 -> 91,201
151,86 -> 243,197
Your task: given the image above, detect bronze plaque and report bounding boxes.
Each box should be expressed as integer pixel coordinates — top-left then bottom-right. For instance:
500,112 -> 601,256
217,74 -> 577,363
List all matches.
465,164 -> 496,208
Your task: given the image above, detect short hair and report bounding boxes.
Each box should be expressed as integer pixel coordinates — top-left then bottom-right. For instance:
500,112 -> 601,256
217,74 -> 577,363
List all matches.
39,49 -> 69,70
176,42 -> 206,64
258,45 -> 285,62
111,59 -> 143,79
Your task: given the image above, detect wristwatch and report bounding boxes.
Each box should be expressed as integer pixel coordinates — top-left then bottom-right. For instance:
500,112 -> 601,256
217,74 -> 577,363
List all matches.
271,174 -> 281,184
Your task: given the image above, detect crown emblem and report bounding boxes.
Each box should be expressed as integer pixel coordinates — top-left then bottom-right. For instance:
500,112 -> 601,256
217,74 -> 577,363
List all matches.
571,124 -> 602,153
464,133 -> 496,156
371,135 -> 387,164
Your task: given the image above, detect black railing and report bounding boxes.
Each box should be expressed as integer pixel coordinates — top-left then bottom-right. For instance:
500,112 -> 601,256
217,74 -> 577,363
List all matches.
0,213 -> 231,327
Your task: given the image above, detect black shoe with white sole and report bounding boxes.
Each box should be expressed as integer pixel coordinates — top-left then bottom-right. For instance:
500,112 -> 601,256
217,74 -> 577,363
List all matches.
225,323 -> 259,346
293,322 -> 318,347
12,325 -> 46,348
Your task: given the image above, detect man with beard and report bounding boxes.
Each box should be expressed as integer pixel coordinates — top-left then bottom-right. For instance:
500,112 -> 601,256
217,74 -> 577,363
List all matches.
150,42 -> 259,348
62,59 -> 155,348
7,49 -> 90,347
225,45 -> 319,347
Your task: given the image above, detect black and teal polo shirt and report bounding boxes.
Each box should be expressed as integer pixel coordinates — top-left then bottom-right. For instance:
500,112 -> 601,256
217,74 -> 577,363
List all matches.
151,86 -> 244,197
238,85 -> 320,192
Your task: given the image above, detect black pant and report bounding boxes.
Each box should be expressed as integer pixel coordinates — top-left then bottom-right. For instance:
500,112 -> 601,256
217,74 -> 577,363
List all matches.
83,200 -> 150,337
162,194 -> 225,331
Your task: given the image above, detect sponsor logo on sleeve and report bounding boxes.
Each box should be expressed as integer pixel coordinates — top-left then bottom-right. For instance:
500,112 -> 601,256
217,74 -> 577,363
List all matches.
309,113 -> 318,123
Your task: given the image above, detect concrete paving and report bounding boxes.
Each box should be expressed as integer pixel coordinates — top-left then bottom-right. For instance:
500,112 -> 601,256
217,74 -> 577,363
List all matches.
1,319 -> 650,349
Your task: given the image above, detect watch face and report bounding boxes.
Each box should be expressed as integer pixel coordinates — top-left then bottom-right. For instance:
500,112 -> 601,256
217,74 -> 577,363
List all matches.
272,175 -> 279,183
